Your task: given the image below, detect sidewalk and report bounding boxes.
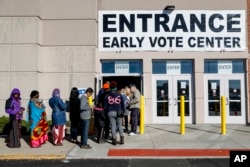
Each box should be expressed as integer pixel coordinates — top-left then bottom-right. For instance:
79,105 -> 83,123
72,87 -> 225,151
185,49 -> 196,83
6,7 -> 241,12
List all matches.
1,124 -> 250,160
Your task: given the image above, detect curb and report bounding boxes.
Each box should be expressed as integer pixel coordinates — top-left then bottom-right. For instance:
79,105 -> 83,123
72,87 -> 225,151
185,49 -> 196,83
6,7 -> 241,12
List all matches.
0,154 -> 65,160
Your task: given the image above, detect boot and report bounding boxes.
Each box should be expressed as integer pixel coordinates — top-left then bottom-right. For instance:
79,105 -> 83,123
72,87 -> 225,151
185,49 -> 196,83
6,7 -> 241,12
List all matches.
112,138 -> 117,145
120,136 -> 124,144
98,128 -> 105,144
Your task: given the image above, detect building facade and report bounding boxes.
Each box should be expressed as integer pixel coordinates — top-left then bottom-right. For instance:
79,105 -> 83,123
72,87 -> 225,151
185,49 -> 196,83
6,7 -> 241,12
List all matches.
0,0 -> 249,124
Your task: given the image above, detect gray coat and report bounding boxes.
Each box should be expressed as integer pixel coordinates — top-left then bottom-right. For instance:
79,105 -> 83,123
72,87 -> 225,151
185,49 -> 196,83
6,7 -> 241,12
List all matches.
129,89 -> 141,109
80,94 -> 91,120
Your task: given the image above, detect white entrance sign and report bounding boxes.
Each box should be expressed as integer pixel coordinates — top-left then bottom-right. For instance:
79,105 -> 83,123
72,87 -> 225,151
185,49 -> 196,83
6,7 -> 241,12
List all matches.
166,61 -> 181,74
115,61 -> 129,74
99,10 -> 246,52
218,60 -> 232,74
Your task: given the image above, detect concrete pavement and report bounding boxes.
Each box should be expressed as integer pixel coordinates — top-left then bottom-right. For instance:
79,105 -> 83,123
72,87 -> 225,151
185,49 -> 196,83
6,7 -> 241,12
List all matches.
1,124 -> 250,160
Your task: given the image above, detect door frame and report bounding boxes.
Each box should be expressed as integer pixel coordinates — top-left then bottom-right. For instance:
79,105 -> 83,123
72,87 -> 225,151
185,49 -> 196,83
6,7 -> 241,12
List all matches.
204,74 -> 246,124
152,75 -> 193,124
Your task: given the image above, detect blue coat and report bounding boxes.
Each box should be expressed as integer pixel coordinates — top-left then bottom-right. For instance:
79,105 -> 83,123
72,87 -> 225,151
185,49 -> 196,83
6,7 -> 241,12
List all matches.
49,96 -> 67,126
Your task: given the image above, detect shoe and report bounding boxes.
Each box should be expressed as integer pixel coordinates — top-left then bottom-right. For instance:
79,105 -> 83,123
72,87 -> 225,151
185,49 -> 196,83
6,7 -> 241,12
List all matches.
120,136 -> 124,144
112,139 -> 117,145
124,129 -> 129,133
128,132 -> 136,136
80,145 -> 92,149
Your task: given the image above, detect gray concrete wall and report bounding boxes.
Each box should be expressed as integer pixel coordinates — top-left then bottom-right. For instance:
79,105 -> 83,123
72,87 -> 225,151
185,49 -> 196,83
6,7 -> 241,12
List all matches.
0,0 -> 97,120
0,0 -> 248,124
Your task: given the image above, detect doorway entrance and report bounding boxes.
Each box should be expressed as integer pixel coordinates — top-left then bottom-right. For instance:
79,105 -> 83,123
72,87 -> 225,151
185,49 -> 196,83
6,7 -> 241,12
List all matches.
204,74 -> 246,123
152,75 -> 193,124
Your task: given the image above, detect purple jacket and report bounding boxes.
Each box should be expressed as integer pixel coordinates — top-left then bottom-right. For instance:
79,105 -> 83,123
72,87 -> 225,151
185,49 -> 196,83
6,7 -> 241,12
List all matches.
5,88 -> 23,120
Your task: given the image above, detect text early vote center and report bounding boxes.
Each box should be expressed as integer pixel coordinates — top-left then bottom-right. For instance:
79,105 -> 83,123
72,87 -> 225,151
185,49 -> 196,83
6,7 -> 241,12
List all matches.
0,0 -> 250,124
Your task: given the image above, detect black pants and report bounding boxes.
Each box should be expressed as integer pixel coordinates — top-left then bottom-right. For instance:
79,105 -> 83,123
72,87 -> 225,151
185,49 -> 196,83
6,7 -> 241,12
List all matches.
7,119 -> 21,148
124,115 -> 129,130
130,108 -> 139,133
94,109 -> 106,141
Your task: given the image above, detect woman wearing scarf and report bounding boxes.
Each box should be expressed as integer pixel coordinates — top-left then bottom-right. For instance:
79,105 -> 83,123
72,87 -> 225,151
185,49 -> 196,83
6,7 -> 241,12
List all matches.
29,90 -> 49,148
49,88 -> 67,146
5,88 -> 25,148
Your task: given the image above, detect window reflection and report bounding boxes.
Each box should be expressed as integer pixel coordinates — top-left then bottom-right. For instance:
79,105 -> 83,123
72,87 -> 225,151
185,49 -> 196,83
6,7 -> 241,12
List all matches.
156,80 -> 169,116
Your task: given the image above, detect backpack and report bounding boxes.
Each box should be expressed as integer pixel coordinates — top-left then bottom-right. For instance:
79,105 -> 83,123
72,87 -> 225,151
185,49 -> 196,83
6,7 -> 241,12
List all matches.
5,98 -> 15,120
5,98 -> 12,111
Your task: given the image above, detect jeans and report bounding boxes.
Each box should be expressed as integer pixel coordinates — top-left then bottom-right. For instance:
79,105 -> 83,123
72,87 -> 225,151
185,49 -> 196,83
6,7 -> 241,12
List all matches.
130,108 -> 139,133
81,119 -> 90,146
108,111 -> 123,140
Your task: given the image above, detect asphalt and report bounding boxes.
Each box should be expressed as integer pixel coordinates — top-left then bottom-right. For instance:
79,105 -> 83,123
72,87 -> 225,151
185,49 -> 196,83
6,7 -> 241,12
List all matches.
0,124 -> 250,160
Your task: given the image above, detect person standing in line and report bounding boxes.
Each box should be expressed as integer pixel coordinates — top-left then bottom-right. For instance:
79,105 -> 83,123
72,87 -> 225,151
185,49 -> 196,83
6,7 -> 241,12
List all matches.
69,87 -> 81,144
79,87 -> 94,149
120,88 -> 130,133
95,83 -> 110,143
103,81 -> 125,145
49,88 -> 67,146
97,81 -> 110,139
5,88 -> 25,148
28,90 -> 49,148
128,84 -> 141,136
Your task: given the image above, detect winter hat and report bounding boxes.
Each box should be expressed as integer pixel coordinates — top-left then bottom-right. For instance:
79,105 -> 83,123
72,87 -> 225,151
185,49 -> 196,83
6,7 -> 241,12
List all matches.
103,83 -> 110,89
110,81 -> 117,90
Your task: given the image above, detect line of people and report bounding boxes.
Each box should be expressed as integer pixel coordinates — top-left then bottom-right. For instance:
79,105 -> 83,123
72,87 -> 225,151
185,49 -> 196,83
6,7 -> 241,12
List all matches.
4,82 -> 140,149
5,88 -> 69,148
93,81 -> 141,145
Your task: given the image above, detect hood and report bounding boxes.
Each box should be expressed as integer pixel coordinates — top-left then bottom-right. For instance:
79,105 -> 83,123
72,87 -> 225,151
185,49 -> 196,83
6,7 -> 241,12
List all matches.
10,88 -> 21,99
52,88 -> 60,97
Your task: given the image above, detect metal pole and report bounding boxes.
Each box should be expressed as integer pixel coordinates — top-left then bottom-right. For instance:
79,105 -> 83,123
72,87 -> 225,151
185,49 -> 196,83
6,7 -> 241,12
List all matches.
139,95 -> 145,134
180,95 -> 185,135
221,96 -> 226,135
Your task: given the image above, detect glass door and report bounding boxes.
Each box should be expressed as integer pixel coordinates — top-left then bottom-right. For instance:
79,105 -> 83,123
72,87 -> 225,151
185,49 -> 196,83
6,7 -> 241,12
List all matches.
204,75 -> 246,123
152,75 -> 193,124
173,78 -> 192,123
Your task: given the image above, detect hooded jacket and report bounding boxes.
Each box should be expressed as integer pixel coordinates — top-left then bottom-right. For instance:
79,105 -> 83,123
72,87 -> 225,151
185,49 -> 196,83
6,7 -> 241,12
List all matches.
49,88 -> 67,126
5,88 -> 22,120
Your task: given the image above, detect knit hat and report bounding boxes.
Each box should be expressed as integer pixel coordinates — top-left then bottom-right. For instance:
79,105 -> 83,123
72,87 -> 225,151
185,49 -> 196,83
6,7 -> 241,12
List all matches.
103,83 -> 109,89
110,81 -> 117,89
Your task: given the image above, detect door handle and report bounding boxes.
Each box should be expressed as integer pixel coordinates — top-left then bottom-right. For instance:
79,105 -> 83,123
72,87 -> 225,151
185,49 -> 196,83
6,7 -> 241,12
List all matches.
225,97 -> 229,105
174,98 -> 177,105
168,98 -> 171,106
